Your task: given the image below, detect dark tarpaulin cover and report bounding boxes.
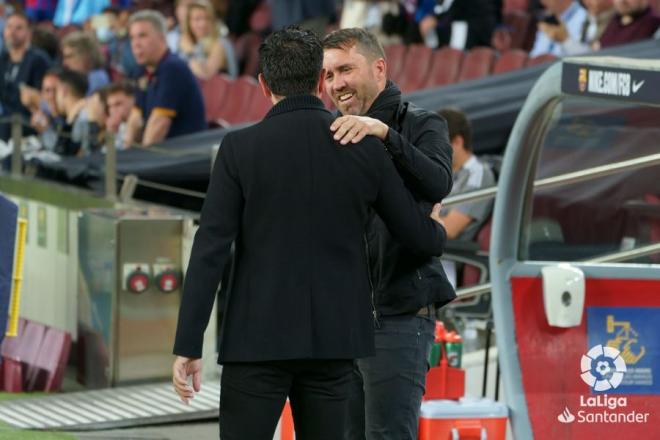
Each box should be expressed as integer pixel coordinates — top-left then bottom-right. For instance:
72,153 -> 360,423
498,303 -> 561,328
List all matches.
0,193 -> 18,344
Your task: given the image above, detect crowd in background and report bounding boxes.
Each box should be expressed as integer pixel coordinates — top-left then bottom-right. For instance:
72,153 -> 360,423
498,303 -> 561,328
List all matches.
0,0 -> 658,157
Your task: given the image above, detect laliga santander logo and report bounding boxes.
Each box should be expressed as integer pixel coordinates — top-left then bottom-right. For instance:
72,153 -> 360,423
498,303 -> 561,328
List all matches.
557,344 -> 650,424
580,344 -> 627,391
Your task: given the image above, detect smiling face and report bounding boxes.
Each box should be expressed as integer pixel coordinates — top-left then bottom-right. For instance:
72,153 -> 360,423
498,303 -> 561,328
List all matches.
323,44 -> 385,116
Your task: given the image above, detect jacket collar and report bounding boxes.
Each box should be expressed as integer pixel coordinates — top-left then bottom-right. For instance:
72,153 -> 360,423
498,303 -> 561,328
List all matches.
265,94 -> 329,119
365,81 -> 402,127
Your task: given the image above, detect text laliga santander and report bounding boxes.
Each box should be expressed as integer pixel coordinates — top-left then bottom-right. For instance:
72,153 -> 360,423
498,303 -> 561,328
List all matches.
580,394 -> 627,410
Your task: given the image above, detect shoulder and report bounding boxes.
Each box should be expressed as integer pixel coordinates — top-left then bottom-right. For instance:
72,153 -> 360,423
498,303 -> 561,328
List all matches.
402,102 -> 447,130
161,53 -> 192,73
27,47 -> 50,66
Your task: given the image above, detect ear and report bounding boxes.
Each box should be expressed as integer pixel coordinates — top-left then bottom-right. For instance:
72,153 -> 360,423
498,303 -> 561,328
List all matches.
453,134 -> 465,151
316,68 -> 326,98
258,73 -> 272,100
374,57 -> 387,82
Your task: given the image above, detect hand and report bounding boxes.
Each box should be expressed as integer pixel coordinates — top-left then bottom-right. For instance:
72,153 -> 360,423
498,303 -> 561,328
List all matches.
539,22 -> 568,43
330,115 -> 389,145
430,203 -> 446,228
19,85 -> 40,111
86,94 -> 106,124
419,15 -> 438,38
30,110 -> 49,133
172,356 -> 202,404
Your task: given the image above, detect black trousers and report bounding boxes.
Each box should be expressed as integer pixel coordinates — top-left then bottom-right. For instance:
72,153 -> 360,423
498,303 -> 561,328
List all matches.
219,359 -> 354,440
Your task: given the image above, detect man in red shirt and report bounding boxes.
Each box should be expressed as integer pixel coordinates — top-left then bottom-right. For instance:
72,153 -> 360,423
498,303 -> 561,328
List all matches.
599,0 -> 660,48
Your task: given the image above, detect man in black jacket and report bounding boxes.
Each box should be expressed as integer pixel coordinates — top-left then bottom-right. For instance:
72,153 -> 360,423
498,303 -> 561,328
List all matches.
323,28 -> 456,439
172,27 -> 447,440
0,11 -> 49,141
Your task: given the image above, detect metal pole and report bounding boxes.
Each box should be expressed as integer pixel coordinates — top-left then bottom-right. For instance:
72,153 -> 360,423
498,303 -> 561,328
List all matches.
482,319 -> 493,398
105,133 -> 117,202
10,114 -> 22,177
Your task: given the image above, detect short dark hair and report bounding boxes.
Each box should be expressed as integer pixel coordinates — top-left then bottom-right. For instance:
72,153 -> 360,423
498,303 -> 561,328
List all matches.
322,28 -> 385,61
57,68 -> 89,99
437,108 -> 473,152
6,11 -> 31,27
104,80 -> 136,97
258,26 -> 323,97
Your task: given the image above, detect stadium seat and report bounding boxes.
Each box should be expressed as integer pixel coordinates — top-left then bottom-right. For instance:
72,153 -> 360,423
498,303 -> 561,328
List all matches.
462,219 -> 492,287
493,49 -> 528,74
458,47 -> 496,82
25,327 -> 72,392
245,85 -> 273,122
234,32 -> 262,77
384,44 -> 408,85
199,74 -> 233,125
216,76 -> 259,126
0,319 -> 45,392
398,45 -> 434,93
527,53 -> 557,67
423,47 -> 464,88
0,318 -> 27,392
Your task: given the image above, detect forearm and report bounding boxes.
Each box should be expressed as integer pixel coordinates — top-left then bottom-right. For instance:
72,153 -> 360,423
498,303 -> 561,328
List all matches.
384,127 -> 453,202
142,114 -> 172,145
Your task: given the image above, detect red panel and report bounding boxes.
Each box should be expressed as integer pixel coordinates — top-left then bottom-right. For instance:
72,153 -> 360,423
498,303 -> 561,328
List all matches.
511,277 -> 660,439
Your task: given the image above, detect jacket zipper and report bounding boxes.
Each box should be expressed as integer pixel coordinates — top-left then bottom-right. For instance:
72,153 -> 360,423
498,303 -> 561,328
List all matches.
364,234 -> 380,329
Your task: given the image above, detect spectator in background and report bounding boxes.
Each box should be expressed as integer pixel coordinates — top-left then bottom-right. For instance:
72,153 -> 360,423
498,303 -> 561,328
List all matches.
540,0 -> 615,54
52,68 -> 94,155
104,80 -> 135,150
31,26 -> 60,62
24,67 -> 62,150
416,0 -> 499,50
92,7 -> 141,78
179,0 -> 234,79
167,0 -> 194,51
436,108 -> 495,288
271,0 -> 337,36
599,0 -> 660,48
530,0 -> 587,57
126,10 -> 205,146
53,0 -> 110,27
0,12 -> 50,141
61,31 -> 110,94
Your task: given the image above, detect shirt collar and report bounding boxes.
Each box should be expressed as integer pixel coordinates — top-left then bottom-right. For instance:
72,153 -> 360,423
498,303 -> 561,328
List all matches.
265,95 -> 328,119
560,1 -> 582,22
145,49 -> 170,81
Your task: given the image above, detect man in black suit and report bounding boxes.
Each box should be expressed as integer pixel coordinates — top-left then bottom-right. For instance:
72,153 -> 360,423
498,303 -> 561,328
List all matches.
172,27 -> 447,440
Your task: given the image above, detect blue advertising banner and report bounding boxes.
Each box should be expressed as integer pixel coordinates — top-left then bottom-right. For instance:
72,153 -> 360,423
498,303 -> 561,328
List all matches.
0,193 -> 18,344
587,307 -> 660,395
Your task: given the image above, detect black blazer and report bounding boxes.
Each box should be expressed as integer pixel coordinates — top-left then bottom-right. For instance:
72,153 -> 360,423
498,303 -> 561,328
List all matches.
173,95 -> 446,363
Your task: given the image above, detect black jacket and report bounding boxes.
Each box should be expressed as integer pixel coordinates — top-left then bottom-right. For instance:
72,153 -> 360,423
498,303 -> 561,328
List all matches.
173,96 -> 446,363
365,82 -> 456,317
0,46 -> 50,141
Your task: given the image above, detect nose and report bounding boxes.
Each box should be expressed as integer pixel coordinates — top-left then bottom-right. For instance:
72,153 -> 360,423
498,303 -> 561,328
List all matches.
332,76 -> 347,93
